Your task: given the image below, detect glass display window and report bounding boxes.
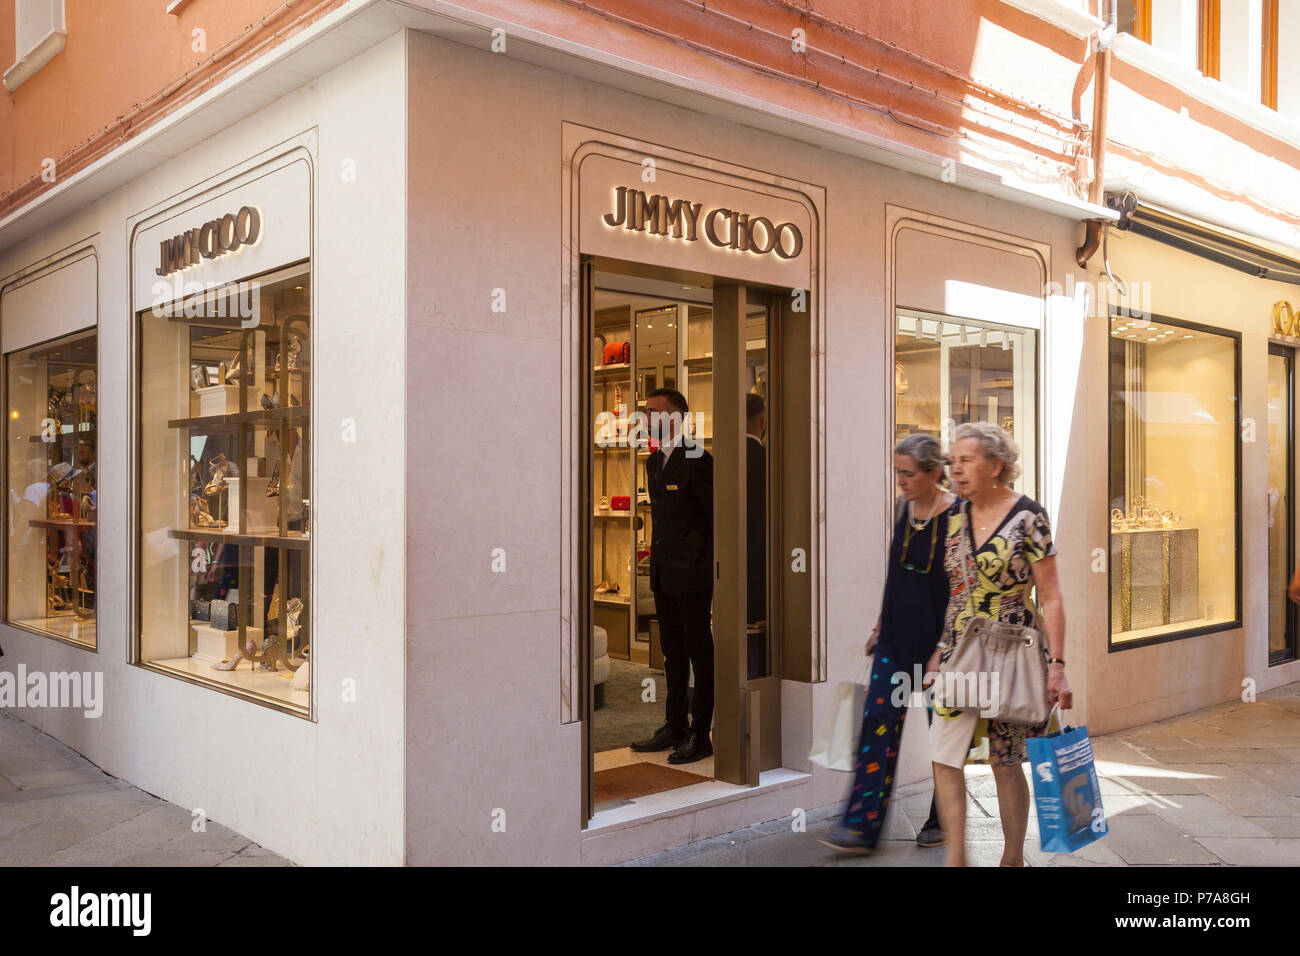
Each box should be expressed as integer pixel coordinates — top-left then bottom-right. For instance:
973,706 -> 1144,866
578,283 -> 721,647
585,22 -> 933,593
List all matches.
894,310 -> 1038,498
5,329 -> 98,647
137,263 -> 311,713
1108,312 -> 1240,646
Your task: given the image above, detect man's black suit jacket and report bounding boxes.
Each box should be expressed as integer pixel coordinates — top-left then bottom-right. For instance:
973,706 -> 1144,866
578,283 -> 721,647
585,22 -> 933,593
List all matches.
647,443 -> 714,596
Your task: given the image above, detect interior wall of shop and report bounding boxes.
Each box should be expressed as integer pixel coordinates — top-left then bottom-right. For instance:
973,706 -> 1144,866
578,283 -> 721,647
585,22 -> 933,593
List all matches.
1083,228 -> 1300,734
403,29 -> 1089,866
0,32 -> 408,866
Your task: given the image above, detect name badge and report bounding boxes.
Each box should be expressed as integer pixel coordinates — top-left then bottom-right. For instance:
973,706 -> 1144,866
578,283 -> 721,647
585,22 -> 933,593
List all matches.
666,484 -> 679,491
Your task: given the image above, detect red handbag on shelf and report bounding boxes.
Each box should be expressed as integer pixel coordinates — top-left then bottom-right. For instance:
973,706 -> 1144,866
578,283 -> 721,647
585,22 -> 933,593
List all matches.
602,341 -> 630,365
610,496 -> 631,511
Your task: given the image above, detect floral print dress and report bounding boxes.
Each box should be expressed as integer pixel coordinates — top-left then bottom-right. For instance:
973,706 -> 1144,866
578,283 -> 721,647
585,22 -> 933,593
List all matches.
934,495 -> 1056,765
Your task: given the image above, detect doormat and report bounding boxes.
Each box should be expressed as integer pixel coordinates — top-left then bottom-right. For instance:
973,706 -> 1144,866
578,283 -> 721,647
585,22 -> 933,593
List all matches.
593,762 -> 710,804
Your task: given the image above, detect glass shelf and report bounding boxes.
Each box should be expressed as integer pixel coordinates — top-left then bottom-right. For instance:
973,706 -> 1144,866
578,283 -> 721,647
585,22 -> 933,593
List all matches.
167,407 -> 311,430
168,528 -> 311,551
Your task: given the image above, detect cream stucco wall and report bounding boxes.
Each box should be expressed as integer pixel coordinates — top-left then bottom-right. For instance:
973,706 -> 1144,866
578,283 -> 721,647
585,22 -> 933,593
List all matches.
0,32 -> 408,866
403,29 -> 1092,866
1082,228 -> 1300,733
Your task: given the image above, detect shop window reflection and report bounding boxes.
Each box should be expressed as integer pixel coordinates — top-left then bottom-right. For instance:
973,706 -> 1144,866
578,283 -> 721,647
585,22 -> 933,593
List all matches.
1108,314 -> 1239,645
5,330 -> 98,647
894,311 -> 1037,498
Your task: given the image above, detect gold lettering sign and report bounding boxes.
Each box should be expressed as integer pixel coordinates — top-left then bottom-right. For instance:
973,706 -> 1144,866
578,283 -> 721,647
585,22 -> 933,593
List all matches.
1274,301 -> 1299,336
602,186 -> 803,260
156,206 -> 262,277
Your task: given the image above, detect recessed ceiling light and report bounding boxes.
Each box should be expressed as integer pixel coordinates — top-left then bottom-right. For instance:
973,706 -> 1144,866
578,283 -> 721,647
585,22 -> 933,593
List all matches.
1183,334 -> 1193,338
680,286 -> 692,291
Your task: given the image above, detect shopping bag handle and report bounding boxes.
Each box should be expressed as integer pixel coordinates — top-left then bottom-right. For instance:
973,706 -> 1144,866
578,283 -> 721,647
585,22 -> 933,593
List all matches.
1046,703 -> 1069,736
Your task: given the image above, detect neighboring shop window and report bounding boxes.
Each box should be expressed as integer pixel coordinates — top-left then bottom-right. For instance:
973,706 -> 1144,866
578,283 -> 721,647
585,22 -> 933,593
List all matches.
5,330 -> 97,647
137,264 -> 311,714
894,311 -> 1038,498
1108,313 -> 1240,646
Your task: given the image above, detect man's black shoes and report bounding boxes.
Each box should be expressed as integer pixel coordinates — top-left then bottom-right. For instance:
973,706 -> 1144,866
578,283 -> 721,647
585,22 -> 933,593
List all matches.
667,731 -> 713,764
630,724 -> 687,752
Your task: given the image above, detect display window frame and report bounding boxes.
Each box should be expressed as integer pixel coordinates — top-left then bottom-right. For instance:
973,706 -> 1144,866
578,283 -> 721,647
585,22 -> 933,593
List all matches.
1106,308 -> 1243,652
893,306 -> 1042,505
3,326 -> 101,651
131,257 -> 315,718
1267,342 -> 1297,666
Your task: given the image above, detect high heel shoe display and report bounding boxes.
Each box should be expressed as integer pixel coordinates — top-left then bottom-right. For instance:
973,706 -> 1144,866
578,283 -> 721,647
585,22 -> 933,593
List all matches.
212,637 -> 258,673
222,346 -> 246,383
273,335 -> 302,374
285,597 -> 304,642
266,460 -> 281,497
191,495 -> 227,529
204,453 -> 231,495
47,560 -> 73,612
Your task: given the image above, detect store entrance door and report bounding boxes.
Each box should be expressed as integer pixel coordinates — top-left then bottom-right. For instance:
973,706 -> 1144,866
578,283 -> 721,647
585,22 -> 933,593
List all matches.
580,261 -> 786,822
1268,344 -> 1296,664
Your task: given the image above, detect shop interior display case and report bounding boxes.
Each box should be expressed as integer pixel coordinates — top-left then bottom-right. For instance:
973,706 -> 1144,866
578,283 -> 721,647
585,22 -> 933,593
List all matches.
139,265 -> 312,712
6,330 -> 98,647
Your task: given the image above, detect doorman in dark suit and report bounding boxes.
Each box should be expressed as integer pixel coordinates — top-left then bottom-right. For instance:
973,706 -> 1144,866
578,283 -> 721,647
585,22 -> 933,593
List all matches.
631,387 -> 715,764
746,392 -> 767,678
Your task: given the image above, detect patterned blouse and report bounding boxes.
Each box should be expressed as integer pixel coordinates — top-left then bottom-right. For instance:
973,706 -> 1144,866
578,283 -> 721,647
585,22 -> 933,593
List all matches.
938,495 -> 1057,663
935,495 -> 1057,764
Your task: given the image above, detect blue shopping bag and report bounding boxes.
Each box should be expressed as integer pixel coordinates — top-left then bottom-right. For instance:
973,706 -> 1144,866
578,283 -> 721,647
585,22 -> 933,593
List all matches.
1026,706 -> 1107,853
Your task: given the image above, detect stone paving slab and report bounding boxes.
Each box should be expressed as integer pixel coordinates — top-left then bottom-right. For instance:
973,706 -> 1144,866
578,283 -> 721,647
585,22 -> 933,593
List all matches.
625,681 -> 1300,867
0,710 -> 290,867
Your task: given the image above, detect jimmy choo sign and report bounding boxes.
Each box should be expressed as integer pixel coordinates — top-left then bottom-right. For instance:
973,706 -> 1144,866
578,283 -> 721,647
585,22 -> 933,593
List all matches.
1273,300 -> 1300,336
155,205 -> 262,276
602,186 -> 803,260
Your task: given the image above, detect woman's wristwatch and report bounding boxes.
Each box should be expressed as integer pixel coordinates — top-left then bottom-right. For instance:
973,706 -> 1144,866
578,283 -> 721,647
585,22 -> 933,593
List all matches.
1047,657 -> 1065,666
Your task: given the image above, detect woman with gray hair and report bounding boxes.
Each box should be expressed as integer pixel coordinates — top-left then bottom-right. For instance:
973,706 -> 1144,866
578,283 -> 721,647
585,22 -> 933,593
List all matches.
928,421 -> 1072,866
820,432 -> 955,854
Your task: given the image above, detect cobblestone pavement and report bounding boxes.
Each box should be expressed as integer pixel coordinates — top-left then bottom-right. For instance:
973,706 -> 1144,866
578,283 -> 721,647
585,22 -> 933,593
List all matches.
625,682 -> 1300,866
0,710 -> 290,866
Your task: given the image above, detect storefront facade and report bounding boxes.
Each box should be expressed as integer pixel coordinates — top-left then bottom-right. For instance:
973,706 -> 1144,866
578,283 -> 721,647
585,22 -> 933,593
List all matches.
395,29 -> 1099,865
1,30 -> 408,866
2,10 -> 1296,866
1077,216 -> 1300,733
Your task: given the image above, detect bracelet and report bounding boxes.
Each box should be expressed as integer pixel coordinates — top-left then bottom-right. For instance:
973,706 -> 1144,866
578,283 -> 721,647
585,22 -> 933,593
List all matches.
1047,657 -> 1065,666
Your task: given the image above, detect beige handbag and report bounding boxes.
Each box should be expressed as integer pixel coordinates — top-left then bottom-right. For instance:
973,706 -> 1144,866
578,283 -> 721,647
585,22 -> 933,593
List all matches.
935,503 -> 1050,725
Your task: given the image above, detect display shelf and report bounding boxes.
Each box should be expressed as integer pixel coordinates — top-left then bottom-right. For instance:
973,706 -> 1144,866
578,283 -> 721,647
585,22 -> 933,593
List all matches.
28,427 -> 96,443
29,518 -> 96,531
167,406 -> 311,430
683,345 -> 765,369
169,528 -> 310,550
594,593 -> 630,607
594,363 -> 632,380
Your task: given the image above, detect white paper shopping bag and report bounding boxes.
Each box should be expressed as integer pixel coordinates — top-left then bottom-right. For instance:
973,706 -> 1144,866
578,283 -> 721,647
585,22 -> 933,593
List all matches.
808,669 -> 867,771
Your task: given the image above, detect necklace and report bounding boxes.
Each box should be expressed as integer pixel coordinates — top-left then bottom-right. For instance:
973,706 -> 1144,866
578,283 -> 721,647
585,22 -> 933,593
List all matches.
901,492 -> 948,573
973,489 -> 1013,532
909,492 -> 940,529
